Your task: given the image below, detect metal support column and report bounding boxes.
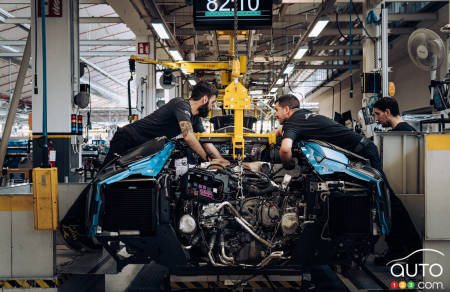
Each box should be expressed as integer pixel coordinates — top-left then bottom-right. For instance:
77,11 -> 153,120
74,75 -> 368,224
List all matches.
381,1 -> 389,97
0,32 -> 31,170
136,34 -> 156,116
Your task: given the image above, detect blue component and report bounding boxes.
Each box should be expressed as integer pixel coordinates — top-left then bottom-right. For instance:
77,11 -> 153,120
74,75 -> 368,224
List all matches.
299,141 -> 389,234
8,140 -> 28,147
88,142 -> 175,237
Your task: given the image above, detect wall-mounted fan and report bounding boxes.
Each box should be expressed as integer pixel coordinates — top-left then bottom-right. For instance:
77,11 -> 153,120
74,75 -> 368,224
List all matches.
159,70 -> 176,89
407,28 -> 448,111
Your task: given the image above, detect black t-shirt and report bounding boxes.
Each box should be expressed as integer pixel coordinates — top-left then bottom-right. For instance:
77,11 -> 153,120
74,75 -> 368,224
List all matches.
392,122 -> 416,132
122,97 -> 205,145
282,109 -> 363,151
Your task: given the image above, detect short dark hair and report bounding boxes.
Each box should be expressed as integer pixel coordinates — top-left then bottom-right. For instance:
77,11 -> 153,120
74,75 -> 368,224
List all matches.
190,80 -> 216,100
275,94 -> 300,109
207,82 -> 218,97
373,97 -> 400,116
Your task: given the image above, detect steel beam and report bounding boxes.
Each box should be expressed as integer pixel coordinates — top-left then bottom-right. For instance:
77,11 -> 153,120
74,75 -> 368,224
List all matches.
175,27 -> 413,36
301,55 -> 363,61
311,45 -> 362,50
0,51 -> 135,57
251,64 -> 350,71
80,57 -> 134,92
3,17 -> 122,24
283,0 -> 362,2
0,39 -> 136,46
282,0 -> 447,2
80,51 -> 135,57
171,13 -> 436,25
80,0 -> 106,3
80,17 -> 121,23
0,0 -> 29,4
0,32 -> 31,171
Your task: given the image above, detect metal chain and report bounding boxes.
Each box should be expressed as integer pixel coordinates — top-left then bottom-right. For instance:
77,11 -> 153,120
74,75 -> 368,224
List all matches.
233,0 -> 238,60
237,155 -> 244,199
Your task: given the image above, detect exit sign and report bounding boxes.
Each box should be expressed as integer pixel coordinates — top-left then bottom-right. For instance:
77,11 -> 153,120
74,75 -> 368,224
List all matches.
38,0 -> 63,17
138,42 -> 150,55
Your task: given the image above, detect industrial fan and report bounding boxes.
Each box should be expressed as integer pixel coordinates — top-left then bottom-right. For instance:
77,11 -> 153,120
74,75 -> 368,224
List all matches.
159,70 -> 176,89
407,28 -> 449,111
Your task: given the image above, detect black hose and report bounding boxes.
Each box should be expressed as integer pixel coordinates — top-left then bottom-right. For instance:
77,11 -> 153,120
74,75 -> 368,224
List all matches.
336,13 -> 349,42
127,76 -> 133,123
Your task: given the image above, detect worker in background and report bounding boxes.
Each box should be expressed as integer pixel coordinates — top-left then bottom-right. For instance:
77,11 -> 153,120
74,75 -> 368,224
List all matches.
373,97 -> 416,131
273,94 -> 421,266
103,80 -> 227,166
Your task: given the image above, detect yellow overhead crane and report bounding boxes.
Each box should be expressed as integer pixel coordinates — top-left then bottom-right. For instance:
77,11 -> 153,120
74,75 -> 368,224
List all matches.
130,31 -> 276,160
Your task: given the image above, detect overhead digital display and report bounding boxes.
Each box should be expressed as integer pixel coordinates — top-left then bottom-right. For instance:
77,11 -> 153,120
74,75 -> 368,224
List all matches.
193,0 -> 272,30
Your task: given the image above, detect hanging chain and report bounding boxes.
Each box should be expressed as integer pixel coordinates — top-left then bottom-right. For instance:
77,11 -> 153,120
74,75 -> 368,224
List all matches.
236,155 -> 244,199
233,0 -> 238,60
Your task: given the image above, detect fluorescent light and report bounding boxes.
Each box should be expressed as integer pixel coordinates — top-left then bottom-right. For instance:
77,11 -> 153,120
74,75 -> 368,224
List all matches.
250,90 -> 263,95
1,45 -> 20,53
276,78 -> 284,85
188,79 -> 196,86
294,46 -> 308,59
169,48 -> 183,61
309,20 -> 329,38
270,87 -> 278,93
283,64 -> 295,75
151,23 -> 170,39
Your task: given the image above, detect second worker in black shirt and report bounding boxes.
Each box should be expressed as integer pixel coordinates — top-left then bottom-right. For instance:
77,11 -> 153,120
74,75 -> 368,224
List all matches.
103,81 -> 226,165
273,94 -> 422,266
373,97 -> 416,132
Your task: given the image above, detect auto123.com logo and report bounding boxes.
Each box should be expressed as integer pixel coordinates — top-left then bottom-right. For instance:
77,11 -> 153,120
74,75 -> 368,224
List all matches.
387,249 -> 445,290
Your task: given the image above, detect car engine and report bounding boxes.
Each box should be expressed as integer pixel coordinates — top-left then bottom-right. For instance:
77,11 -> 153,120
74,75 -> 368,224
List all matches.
66,138 -> 390,271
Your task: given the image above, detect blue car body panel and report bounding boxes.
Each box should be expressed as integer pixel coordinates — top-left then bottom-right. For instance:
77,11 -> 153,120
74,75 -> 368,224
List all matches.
299,141 -> 389,234
88,142 -> 175,237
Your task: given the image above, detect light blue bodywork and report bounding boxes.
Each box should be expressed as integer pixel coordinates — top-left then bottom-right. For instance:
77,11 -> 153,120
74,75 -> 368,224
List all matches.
88,142 -> 175,237
299,141 -> 389,234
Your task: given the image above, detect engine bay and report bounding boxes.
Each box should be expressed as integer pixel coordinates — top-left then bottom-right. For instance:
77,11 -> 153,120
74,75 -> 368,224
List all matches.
73,138 -> 390,272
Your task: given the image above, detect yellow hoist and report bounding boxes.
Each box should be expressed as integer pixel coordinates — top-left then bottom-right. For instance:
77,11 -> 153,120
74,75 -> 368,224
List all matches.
129,31 -> 275,160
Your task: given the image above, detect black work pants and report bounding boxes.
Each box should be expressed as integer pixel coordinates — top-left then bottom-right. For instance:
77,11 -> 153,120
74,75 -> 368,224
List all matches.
103,128 -> 138,167
356,141 -> 422,254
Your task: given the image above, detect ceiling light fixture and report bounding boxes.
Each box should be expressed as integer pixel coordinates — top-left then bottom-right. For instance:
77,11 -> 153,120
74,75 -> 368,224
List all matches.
276,78 -> 284,85
250,90 -> 263,95
294,46 -> 308,59
309,20 -> 329,38
283,64 -> 295,75
151,23 -> 170,39
168,48 -> 183,61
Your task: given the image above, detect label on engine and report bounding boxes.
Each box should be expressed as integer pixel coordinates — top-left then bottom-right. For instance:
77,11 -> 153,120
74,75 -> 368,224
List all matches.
175,157 -> 188,177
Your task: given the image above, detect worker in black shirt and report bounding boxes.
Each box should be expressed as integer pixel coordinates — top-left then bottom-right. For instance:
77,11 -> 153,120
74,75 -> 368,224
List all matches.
373,97 -> 416,131
274,94 -> 421,266
273,94 -> 381,171
103,80 -> 226,165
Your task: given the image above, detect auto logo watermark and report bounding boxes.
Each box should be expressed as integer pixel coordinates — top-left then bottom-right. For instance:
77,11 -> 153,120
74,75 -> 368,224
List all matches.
387,249 -> 445,290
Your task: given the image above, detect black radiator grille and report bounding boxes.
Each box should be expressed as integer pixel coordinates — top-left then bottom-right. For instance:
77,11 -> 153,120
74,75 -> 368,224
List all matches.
102,180 -> 157,235
328,193 -> 371,236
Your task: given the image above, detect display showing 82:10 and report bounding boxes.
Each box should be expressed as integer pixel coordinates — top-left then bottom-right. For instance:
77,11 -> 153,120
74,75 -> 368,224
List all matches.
206,0 -> 260,12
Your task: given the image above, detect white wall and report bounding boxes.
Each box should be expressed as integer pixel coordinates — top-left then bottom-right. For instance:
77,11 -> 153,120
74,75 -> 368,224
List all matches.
308,74 -> 363,120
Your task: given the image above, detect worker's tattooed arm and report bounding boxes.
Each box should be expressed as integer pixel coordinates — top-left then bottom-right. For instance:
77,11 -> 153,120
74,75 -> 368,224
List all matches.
179,121 -> 208,161
203,143 -> 224,160
179,121 -> 194,137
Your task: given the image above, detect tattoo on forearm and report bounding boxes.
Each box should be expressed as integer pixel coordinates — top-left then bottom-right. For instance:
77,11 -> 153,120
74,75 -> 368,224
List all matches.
179,121 -> 193,137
